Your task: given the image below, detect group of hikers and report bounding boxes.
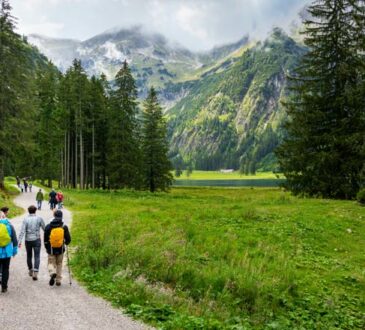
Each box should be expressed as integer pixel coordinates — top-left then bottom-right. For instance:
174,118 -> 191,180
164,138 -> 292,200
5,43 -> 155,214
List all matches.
35,188 -> 64,211
0,197 -> 71,293
16,176 -> 32,193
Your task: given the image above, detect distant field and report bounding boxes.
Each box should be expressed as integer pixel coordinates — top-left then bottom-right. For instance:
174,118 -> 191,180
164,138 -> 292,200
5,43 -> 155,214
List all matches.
66,187 -> 365,329
174,170 -> 281,180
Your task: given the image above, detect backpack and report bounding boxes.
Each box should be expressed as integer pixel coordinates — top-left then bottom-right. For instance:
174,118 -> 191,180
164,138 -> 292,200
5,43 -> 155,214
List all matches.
0,223 -> 11,248
49,227 -> 64,248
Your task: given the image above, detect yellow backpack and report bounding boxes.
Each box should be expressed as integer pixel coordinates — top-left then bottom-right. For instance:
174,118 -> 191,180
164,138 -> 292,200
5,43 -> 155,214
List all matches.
0,223 -> 11,247
50,227 -> 64,248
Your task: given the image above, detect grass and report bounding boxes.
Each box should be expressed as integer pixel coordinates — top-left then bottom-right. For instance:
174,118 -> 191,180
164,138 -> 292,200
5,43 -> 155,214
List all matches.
174,170 -> 281,180
64,187 -> 365,329
1,177 -> 23,218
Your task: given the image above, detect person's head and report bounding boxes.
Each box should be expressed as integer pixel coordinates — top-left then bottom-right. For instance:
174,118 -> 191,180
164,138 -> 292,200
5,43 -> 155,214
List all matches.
28,205 -> 37,214
39,189 -> 42,192
54,210 -> 63,220
1,206 -> 9,216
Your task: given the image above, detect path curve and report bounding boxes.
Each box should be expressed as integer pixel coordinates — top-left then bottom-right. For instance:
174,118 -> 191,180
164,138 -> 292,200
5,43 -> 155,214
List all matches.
0,186 -> 150,330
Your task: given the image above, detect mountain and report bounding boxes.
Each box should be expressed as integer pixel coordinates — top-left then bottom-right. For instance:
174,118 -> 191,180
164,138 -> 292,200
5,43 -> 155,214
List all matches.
28,24 -> 306,172
29,27 -> 248,97
167,29 -> 306,171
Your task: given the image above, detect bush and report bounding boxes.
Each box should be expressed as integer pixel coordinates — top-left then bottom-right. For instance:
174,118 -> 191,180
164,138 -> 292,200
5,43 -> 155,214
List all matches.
356,188 -> 365,205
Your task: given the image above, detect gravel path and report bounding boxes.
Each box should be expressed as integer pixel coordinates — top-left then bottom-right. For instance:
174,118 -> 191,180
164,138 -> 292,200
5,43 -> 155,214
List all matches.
0,186 -> 150,330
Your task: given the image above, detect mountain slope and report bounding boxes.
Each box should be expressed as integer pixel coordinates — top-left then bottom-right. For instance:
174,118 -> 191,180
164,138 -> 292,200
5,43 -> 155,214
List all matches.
167,29 -> 306,171
28,27 -> 248,97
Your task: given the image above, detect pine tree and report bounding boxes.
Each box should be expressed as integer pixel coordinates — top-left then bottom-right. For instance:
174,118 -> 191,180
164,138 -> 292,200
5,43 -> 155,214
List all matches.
141,87 -> 172,192
276,0 -> 365,199
108,60 -> 141,189
35,62 -> 62,187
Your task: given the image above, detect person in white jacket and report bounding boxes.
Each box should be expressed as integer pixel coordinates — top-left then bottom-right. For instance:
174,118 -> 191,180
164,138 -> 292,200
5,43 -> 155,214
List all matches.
18,205 -> 45,280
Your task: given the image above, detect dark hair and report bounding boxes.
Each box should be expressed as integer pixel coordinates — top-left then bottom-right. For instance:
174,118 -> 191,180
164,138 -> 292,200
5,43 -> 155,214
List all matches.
1,206 -> 9,213
28,205 -> 37,214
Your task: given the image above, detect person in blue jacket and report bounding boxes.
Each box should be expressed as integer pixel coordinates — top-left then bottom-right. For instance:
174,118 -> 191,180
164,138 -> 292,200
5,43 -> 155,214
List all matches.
0,211 -> 18,293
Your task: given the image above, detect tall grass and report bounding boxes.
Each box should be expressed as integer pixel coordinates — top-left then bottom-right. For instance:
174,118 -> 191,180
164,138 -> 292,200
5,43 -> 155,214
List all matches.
67,187 -> 365,329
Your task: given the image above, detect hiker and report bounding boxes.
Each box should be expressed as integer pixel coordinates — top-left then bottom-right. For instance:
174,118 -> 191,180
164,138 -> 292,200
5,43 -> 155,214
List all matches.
36,189 -> 44,210
20,183 -> 24,193
16,176 -> 20,188
56,191 -> 64,209
1,206 -> 9,219
44,210 -> 71,286
18,205 -> 45,281
0,211 -> 18,293
29,182 -> 33,192
24,180 -> 28,193
49,189 -> 57,210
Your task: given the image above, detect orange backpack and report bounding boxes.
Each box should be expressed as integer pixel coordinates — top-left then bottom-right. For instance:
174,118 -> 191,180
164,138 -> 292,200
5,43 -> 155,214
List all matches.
50,227 -> 64,248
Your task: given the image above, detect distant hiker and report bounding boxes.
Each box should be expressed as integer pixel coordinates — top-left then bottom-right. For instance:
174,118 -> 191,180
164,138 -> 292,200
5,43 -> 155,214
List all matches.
29,182 -> 33,192
16,176 -> 20,188
49,189 -> 57,210
0,211 -> 18,293
24,180 -> 28,193
56,191 -> 64,209
44,210 -> 71,286
20,183 -> 24,193
36,189 -> 44,210
18,205 -> 45,281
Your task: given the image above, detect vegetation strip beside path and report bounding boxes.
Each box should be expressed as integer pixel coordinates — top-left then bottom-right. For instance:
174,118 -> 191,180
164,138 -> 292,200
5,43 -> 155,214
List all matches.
0,186 -> 150,330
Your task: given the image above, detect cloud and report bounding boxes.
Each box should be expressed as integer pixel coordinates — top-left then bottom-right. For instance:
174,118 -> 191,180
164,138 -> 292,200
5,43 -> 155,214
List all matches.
176,4 -> 208,40
17,16 -> 64,37
12,0 -> 309,50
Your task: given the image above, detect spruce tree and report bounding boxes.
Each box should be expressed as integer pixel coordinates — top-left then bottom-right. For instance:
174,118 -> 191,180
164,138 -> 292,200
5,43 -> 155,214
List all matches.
35,62 -> 62,187
108,60 -> 141,189
276,0 -> 365,199
141,87 -> 172,192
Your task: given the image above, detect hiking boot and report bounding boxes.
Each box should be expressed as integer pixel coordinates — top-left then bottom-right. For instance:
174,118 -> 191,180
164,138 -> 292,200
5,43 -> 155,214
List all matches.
1,287 -> 7,293
32,272 -> 38,281
28,270 -> 33,277
49,273 -> 57,286
56,282 -> 61,286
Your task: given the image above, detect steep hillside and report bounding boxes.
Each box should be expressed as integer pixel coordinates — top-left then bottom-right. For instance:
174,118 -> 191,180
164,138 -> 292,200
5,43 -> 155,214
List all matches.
167,29 -> 306,171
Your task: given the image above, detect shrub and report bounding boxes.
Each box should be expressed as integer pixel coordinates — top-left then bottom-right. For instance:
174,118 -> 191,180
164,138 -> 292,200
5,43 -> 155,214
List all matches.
356,188 -> 365,205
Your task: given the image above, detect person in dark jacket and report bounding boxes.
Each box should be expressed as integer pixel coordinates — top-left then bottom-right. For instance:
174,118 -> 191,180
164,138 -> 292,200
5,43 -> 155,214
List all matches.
0,212 -> 18,293
44,210 -> 71,286
48,189 -> 57,210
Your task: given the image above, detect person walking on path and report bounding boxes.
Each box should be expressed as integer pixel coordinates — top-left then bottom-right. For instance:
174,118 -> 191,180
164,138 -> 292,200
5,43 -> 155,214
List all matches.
24,180 -> 28,193
44,210 -> 71,286
0,211 -> 18,293
18,205 -> 45,281
56,191 -> 64,209
49,189 -> 57,210
36,189 -> 44,210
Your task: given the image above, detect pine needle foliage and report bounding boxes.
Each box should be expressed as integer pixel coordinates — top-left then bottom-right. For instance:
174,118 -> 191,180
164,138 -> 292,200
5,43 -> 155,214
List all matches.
277,0 -> 365,199
142,87 -> 172,192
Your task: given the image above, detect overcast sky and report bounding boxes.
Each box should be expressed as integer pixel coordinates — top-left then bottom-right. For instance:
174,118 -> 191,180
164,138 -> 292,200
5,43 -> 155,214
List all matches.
12,0 -> 308,50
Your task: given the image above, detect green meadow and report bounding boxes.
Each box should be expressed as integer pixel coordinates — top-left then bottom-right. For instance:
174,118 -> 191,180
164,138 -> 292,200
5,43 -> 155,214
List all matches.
173,171 -> 280,180
65,187 -> 365,329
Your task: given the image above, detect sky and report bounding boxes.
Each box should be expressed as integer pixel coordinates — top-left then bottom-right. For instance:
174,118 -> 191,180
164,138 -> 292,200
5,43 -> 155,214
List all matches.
12,0 -> 308,51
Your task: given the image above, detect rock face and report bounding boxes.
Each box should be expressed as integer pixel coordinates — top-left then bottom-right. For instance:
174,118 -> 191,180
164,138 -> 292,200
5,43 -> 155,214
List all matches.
167,29 -> 306,171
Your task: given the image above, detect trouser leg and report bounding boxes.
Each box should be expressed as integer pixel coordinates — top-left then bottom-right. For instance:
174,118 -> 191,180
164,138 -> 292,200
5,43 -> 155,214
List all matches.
33,239 -> 41,272
48,254 -> 56,276
55,254 -> 64,282
25,240 -> 33,271
0,258 -> 11,289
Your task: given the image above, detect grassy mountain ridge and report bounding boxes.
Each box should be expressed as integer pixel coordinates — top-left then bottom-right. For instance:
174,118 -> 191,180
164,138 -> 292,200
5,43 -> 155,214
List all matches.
166,29 -> 306,171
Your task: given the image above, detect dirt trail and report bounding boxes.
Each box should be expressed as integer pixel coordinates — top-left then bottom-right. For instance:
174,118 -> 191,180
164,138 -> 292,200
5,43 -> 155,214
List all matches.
0,186 -> 149,330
